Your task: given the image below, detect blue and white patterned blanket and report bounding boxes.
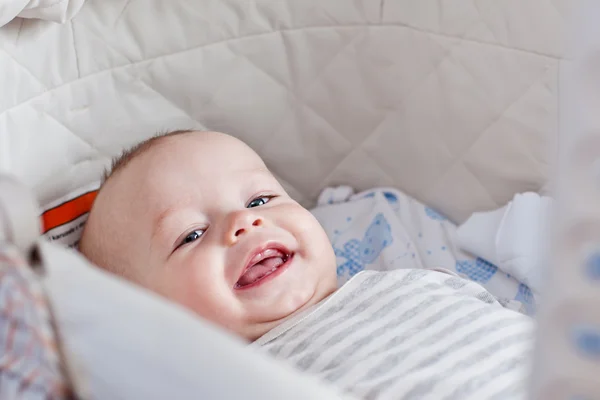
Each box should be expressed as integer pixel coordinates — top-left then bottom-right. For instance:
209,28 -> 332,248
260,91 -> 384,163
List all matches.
311,187 -> 536,315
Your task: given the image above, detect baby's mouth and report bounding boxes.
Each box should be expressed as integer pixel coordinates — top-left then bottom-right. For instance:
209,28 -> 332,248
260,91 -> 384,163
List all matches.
235,247 -> 293,289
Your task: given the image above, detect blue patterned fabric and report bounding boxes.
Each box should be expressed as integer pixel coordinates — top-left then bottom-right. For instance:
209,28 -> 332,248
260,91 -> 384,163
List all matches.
313,187 -> 536,315
424,207 -> 447,221
455,257 -> 498,283
334,213 -> 393,278
515,283 -> 536,315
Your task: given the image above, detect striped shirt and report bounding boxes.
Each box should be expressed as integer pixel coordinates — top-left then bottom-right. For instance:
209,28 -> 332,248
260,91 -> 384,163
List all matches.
253,269 -> 533,400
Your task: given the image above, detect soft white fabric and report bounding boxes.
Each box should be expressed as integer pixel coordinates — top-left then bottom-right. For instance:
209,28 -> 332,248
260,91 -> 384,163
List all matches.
317,185 -> 355,206
39,240 -> 351,400
456,192 -> 553,295
254,269 -> 533,400
0,0 -> 85,27
455,207 -> 507,268
0,1 -> 567,223
311,187 -> 534,314
0,174 -> 41,254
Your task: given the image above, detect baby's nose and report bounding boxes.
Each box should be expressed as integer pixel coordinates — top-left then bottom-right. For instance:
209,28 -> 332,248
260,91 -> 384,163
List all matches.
234,218 -> 262,237
226,212 -> 263,245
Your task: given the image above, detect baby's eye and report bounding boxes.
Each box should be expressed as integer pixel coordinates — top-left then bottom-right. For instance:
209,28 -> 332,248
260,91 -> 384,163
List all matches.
180,229 -> 205,246
247,195 -> 274,208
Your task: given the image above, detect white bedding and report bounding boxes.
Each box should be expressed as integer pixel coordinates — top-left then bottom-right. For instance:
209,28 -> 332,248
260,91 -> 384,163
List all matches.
1,2 -> 598,398
0,1 -> 569,223
0,0 -> 85,27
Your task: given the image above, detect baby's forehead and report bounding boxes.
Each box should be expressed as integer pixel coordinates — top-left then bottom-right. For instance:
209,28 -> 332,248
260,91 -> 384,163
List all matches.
102,133 -> 277,208
126,160 -> 277,203
148,134 -> 266,169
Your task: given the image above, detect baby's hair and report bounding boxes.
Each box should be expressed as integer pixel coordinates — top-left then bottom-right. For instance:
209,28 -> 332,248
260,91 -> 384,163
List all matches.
102,129 -> 196,186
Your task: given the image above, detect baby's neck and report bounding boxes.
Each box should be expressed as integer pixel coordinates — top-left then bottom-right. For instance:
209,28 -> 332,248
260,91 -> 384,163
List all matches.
250,285 -> 339,342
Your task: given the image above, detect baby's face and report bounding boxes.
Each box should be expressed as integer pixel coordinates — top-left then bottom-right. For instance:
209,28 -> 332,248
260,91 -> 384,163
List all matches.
90,132 -> 337,340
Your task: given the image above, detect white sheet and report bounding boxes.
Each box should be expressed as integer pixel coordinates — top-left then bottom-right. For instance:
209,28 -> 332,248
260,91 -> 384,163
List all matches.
311,187 -> 535,315
457,192 -> 553,295
0,0 -> 85,27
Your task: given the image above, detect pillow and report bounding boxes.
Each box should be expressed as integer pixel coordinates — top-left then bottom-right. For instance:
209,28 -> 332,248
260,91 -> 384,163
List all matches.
0,0 -> 86,27
41,182 -> 98,248
39,240 -> 351,399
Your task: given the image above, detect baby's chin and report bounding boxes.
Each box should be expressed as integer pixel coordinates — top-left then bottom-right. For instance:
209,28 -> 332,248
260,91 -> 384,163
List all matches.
241,306 -> 308,341
240,277 -> 337,341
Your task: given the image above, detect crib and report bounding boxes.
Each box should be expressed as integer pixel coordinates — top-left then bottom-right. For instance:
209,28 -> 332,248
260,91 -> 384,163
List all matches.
0,1 -> 595,399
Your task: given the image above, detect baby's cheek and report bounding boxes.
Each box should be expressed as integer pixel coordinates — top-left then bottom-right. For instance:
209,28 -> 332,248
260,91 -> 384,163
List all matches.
278,203 -> 320,230
171,268 -> 230,321
280,204 -> 334,258
161,254 -> 222,305
292,207 -> 331,243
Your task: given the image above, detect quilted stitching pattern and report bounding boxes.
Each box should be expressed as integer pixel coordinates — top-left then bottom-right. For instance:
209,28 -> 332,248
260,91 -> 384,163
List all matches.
0,1 -> 568,222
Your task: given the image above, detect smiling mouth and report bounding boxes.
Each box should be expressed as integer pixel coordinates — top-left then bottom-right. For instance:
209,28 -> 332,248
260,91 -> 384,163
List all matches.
235,247 -> 293,289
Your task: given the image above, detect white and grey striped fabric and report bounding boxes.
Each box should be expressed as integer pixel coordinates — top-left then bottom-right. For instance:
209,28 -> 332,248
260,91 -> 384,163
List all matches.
253,269 -> 533,400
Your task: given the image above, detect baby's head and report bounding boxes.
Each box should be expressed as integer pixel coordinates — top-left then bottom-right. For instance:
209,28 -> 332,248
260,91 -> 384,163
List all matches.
80,131 -> 337,340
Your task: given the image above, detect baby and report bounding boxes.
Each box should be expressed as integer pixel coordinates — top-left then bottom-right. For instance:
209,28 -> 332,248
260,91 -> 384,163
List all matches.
80,130 -> 338,340
80,130 -> 532,399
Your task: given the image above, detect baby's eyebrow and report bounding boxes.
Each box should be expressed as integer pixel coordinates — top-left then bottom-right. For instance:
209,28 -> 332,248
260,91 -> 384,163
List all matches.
241,168 -> 278,187
239,166 -> 272,179
151,204 -> 193,247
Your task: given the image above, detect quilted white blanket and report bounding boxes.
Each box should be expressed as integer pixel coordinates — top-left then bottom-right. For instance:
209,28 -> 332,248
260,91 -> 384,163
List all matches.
0,1 -> 569,222
0,0 -> 85,27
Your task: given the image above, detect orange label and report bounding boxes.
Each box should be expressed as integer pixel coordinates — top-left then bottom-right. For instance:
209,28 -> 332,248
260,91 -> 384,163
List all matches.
42,190 -> 98,233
